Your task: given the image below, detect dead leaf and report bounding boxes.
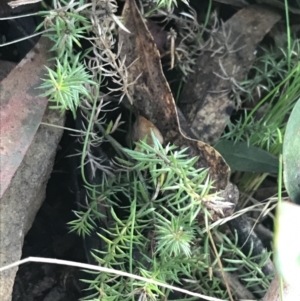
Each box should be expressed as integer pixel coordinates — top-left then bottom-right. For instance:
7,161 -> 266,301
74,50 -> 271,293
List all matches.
118,0 -> 234,199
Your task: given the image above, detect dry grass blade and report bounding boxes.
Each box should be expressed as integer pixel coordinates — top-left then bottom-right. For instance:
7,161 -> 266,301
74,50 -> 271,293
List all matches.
0,257 -> 227,301
8,0 -> 41,8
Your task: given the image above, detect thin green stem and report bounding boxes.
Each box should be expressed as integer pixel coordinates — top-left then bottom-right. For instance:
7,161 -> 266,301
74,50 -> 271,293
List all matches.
284,0 -> 291,72
276,128 -> 284,301
241,66 -> 298,132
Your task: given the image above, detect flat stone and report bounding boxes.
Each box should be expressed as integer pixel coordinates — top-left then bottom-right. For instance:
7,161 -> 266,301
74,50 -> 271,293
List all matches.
0,108 -> 65,301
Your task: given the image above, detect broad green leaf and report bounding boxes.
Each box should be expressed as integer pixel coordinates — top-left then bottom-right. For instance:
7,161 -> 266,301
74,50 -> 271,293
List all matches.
214,140 -> 278,173
283,98 -> 300,204
274,201 -> 300,286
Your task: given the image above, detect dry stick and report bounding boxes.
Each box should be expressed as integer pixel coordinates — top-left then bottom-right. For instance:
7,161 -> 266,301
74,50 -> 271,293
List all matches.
0,257 -> 227,301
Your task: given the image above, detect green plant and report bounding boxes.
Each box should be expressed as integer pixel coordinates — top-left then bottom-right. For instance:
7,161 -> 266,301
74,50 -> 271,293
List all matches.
220,45 -> 300,196
37,2 -> 91,57
234,36 -> 300,106
69,134 -> 272,300
35,0 -> 281,300
37,0 -> 133,117
39,53 -> 96,118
